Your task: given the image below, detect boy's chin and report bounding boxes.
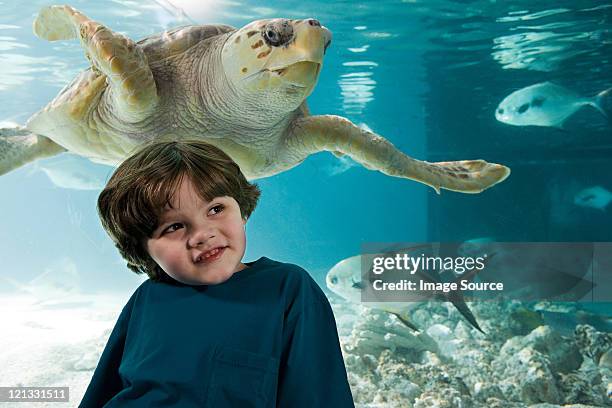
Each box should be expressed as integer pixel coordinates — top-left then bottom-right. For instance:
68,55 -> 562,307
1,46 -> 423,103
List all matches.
188,266 -> 238,285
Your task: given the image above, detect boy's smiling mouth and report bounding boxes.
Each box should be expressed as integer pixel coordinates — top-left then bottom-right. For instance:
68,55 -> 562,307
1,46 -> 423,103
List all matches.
195,246 -> 228,263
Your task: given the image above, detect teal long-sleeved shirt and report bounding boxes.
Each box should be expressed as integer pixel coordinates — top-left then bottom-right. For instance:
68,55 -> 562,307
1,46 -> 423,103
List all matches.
80,256 -> 355,407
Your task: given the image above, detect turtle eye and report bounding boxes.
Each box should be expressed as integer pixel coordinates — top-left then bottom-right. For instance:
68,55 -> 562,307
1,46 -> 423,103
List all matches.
261,20 -> 294,47
518,103 -> 529,114
263,28 -> 281,46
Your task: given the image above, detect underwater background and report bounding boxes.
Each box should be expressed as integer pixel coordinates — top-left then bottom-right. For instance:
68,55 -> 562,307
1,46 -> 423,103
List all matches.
0,0 -> 610,406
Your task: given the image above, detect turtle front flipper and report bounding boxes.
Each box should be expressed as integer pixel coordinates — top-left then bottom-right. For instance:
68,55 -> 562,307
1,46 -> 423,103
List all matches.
0,127 -> 66,176
284,115 -> 510,194
33,5 -> 158,123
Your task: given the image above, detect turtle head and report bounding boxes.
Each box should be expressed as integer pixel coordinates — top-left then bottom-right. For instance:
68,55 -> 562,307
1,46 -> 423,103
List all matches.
221,18 -> 332,112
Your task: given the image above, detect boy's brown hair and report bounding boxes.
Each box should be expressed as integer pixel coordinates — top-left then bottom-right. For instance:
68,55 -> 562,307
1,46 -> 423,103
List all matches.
97,137 -> 261,282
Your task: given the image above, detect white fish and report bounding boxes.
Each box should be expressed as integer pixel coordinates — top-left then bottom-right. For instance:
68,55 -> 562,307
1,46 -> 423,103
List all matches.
2,257 -> 81,304
326,254 -> 390,305
325,249 -> 484,332
32,153 -> 113,190
574,186 -> 612,210
457,237 -> 495,259
325,254 -> 422,331
495,82 -> 611,128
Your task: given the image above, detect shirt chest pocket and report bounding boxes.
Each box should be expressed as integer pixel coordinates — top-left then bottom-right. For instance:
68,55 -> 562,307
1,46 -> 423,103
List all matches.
206,345 -> 279,408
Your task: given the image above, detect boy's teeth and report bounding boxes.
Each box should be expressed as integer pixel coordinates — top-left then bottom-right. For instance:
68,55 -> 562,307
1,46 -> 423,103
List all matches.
196,247 -> 225,262
205,248 -> 219,257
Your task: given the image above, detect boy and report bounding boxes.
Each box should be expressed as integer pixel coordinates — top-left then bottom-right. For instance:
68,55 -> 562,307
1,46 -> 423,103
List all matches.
80,138 -> 355,407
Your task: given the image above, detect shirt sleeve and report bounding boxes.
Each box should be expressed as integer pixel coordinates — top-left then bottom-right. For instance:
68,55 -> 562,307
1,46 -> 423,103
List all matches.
276,276 -> 355,407
79,288 -> 138,408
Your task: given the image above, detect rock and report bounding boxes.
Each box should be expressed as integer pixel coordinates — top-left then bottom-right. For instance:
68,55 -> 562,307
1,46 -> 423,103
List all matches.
412,309 -> 432,328
473,382 -> 505,401
454,321 -> 474,340
599,349 -> 612,369
484,397 -> 522,407
575,324 -> 612,364
500,326 -> 582,374
494,338 -> 561,404
425,323 -> 465,359
71,350 -> 99,371
381,377 -> 421,402
557,369 -> 608,406
340,304 -> 608,407
413,387 -> 473,408
514,348 -> 560,404
526,326 -> 582,373
427,324 -> 453,342
343,308 -> 439,360
528,404 -> 608,408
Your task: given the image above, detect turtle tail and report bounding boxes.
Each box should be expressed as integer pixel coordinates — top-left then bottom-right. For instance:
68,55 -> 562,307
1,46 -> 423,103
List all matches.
0,126 -> 66,176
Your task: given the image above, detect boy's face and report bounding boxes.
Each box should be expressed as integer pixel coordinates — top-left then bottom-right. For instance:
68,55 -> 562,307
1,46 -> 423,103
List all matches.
145,177 -> 248,285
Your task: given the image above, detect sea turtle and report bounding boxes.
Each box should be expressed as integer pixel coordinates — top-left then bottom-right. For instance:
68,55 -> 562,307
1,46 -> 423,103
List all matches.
0,5 -> 510,193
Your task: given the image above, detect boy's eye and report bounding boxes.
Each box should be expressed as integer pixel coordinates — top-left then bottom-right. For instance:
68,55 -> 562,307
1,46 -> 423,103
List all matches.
209,204 -> 224,215
163,223 -> 183,234
160,205 -> 225,235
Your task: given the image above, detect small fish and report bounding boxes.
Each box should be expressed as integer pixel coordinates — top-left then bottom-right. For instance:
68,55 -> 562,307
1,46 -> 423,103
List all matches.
495,82 -> 611,128
325,254 -> 425,332
574,186 -> 612,211
32,154 -> 113,190
510,307 -> 545,333
457,237 -> 495,259
325,245 -> 485,333
2,257 -> 81,303
540,310 -> 612,336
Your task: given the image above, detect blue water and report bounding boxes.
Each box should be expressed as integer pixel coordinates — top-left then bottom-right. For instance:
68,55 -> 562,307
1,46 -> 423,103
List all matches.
2,0 -> 431,292
2,0 -> 610,289
0,0 -> 611,405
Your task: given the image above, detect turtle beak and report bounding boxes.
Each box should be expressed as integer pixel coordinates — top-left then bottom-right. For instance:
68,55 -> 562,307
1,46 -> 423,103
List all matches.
265,20 -> 330,71
323,27 -> 332,54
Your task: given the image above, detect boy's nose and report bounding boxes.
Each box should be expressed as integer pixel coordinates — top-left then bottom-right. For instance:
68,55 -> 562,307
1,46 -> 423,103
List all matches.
188,231 -> 214,249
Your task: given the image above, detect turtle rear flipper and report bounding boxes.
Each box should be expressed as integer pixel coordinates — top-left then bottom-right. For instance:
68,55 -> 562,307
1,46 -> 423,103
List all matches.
285,115 -> 510,194
0,127 -> 66,176
425,160 -> 510,194
33,5 -> 158,123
